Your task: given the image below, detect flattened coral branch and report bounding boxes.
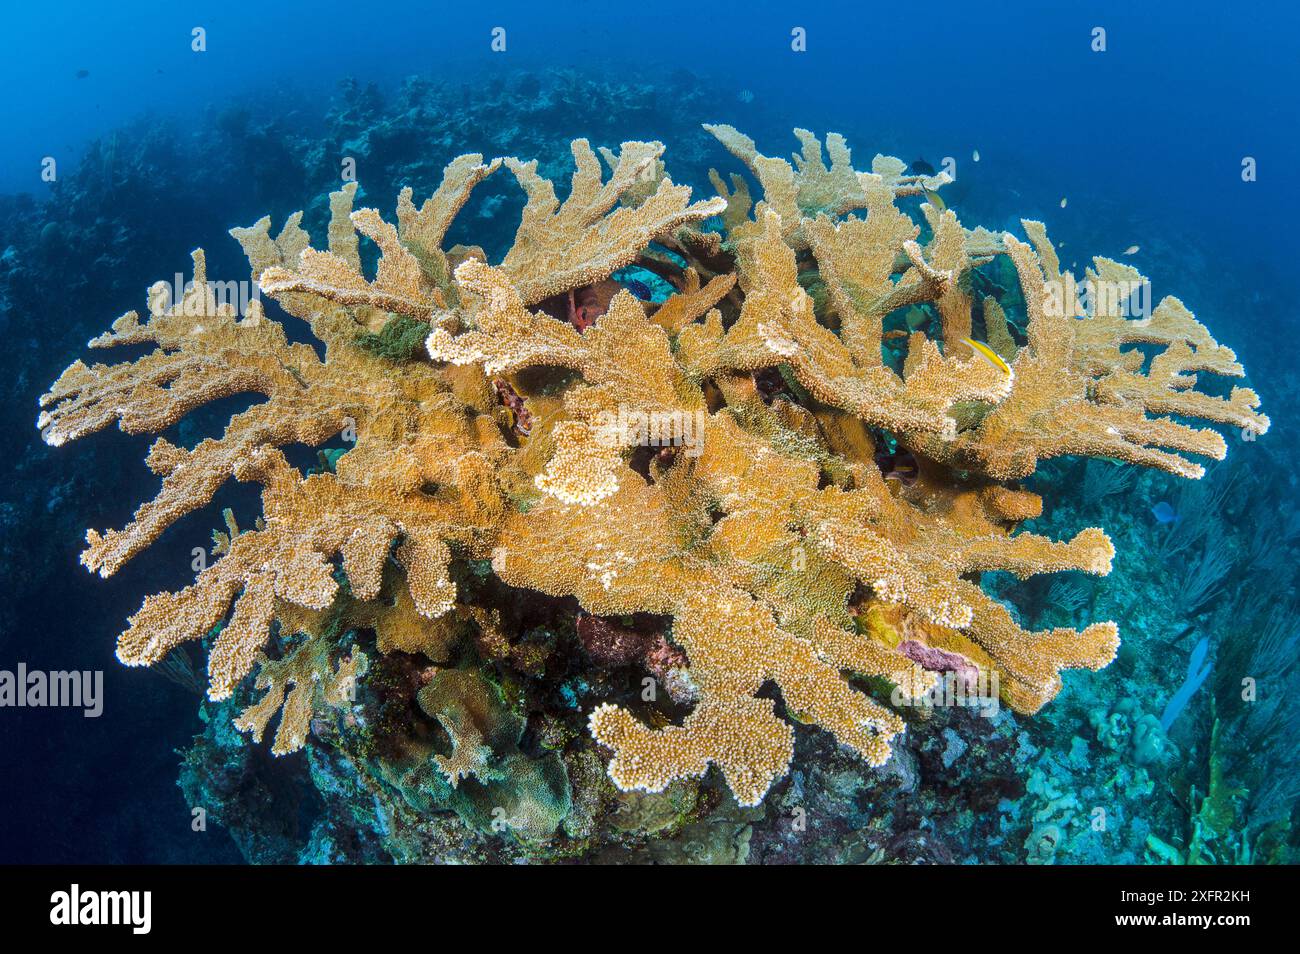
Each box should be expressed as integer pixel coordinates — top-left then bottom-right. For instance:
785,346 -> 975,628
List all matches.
235,635 -> 366,756
397,153 -> 502,292
589,588 -> 906,806
39,254 -> 346,577
682,207 -> 1011,437
259,207 -> 438,322
41,238 -> 506,700
922,228 -> 1270,479
114,446 -> 489,700
499,139 -> 725,304
704,125 -> 951,246
496,479 -> 906,805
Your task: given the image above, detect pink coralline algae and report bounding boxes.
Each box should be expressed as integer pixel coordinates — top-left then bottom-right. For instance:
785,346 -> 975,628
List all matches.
899,640 -> 980,689
576,612 -> 688,684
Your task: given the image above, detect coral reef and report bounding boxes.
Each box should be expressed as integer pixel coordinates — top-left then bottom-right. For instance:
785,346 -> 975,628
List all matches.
39,124 -> 1268,853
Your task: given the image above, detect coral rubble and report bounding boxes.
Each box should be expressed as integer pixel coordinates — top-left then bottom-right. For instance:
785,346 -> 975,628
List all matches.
39,125 -> 1268,849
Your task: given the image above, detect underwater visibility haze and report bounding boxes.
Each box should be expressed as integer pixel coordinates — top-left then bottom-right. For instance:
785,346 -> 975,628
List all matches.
1,0 -> 1298,873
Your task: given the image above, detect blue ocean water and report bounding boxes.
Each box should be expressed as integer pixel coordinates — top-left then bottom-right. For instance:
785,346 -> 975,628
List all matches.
0,0 -> 1296,863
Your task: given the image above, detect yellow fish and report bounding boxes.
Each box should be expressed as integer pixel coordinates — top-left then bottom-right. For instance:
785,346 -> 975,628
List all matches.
961,337 -> 1012,376
923,188 -> 947,211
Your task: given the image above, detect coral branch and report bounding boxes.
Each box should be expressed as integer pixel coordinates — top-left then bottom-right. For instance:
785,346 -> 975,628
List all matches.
40,128 -> 1266,813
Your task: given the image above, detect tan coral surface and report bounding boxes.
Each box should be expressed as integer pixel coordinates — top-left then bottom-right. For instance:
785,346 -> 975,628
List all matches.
40,128 -> 1267,807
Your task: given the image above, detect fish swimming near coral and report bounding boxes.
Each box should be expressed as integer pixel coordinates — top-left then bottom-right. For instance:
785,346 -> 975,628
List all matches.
960,336 -> 1012,376
874,445 -> 920,486
910,157 -> 937,176
618,277 -> 653,300
565,283 -> 617,331
904,306 -> 931,331
1151,501 -> 1178,524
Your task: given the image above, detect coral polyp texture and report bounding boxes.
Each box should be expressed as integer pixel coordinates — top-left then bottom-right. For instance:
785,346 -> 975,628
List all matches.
39,128 -> 1268,821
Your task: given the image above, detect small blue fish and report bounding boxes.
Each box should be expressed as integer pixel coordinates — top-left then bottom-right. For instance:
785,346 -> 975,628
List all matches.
1151,501 -> 1177,524
621,278 -> 653,301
